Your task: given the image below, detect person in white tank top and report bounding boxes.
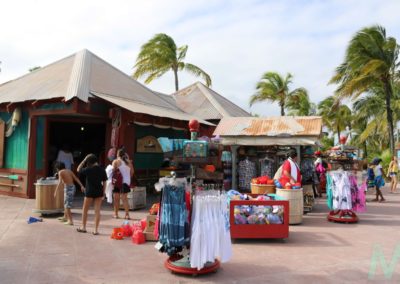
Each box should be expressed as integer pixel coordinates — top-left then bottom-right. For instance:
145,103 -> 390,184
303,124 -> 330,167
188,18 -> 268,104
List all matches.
112,149 -> 134,220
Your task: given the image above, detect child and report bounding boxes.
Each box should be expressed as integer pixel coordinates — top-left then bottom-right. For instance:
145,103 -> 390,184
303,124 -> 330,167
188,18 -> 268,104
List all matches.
54,162 -> 85,225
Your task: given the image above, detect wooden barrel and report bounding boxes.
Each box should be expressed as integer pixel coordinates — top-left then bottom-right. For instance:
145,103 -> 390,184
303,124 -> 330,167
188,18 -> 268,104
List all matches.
34,181 -> 64,214
276,188 -> 303,224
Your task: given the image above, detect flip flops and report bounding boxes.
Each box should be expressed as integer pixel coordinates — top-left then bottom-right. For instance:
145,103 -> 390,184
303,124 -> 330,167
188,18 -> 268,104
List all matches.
92,232 -> 99,235
64,222 -> 73,226
76,228 -> 87,233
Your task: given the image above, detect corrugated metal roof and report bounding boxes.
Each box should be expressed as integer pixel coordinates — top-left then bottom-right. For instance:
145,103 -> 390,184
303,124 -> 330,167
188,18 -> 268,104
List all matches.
0,49 -> 180,112
172,82 -> 250,120
213,116 -> 322,136
92,92 -> 214,126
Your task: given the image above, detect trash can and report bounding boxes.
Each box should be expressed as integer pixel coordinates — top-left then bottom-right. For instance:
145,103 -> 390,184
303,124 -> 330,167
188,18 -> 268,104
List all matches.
32,179 -> 64,215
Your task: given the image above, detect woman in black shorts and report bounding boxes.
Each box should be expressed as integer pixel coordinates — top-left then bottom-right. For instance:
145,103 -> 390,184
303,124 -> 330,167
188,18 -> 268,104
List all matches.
77,154 -> 107,235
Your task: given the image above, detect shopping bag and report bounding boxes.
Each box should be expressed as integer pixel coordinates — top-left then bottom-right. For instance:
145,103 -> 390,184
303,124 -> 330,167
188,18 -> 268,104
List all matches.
132,229 -> 145,244
111,227 -> 124,240
121,224 -> 133,237
132,221 -> 143,233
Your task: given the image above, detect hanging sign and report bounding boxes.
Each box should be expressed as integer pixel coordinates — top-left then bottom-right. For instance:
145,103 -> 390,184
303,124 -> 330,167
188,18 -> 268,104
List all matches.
137,136 -> 162,153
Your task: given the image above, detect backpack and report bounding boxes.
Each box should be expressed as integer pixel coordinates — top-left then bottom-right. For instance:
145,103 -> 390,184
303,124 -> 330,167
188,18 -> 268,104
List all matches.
367,167 -> 375,181
112,168 -> 123,189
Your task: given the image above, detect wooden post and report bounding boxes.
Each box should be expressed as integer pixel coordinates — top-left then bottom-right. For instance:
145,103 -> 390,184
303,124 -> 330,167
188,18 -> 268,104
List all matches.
231,145 -> 239,190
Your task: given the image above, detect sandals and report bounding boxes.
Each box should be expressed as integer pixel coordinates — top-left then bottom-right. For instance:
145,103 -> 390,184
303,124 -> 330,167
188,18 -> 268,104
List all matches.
113,215 -> 119,219
76,228 -> 87,233
92,232 -> 99,235
124,215 -> 131,220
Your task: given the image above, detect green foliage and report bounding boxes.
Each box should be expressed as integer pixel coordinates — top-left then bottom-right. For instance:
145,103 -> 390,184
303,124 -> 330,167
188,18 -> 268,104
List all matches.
329,25 -> 400,154
132,33 -> 211,91
320,135 -> 334,151
381,149 -> 392,171
250,72 -> 310,116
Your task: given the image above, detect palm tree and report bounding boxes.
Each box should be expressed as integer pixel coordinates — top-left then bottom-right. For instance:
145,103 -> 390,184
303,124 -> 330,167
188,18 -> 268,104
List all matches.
132,33 -> 212,91
286,92 -> 316,116
317,96 -> 352,143
250,72 -> 308,116
329,25 -> 400,154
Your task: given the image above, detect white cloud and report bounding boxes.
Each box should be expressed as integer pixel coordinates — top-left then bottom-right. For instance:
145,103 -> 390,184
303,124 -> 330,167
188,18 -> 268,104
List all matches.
1,0 -> 399,116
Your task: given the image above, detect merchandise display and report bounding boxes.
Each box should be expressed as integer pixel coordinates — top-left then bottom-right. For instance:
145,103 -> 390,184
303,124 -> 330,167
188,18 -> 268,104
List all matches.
238,158 -> 257,192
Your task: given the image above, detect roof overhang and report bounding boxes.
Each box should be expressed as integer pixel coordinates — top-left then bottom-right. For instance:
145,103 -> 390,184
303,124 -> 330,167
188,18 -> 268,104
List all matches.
92,92 -> 214,126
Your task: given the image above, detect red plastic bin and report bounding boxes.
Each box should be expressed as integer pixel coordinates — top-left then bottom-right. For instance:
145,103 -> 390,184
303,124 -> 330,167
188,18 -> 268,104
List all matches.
229,199 -> 289,239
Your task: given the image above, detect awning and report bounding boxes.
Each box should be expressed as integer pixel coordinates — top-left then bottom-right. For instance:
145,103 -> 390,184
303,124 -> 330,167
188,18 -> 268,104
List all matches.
92,92 -> 214,126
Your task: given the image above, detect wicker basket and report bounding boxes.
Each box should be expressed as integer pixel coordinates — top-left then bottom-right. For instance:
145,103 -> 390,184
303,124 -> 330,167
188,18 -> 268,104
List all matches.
250,184 -> 276,194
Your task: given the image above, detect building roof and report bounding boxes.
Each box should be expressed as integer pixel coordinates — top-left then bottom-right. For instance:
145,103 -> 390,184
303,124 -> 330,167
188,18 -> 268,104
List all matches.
213,116 -> 322,146
0,49 -> 183,111
172,82 -> 250,120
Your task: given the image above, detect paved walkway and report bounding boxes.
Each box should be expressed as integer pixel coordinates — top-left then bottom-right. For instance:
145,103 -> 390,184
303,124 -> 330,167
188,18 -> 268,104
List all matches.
1,186 -> 399,283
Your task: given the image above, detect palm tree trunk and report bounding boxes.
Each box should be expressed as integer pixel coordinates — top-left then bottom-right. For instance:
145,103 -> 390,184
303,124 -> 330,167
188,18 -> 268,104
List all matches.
383,79 -> 395,154
173,68 -> 179,91
280,101 -> 285,116
337,125 -> 341,145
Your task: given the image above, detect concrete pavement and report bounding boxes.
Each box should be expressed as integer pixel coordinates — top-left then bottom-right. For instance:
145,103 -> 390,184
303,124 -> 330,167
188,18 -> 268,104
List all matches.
1,186 -> 399,283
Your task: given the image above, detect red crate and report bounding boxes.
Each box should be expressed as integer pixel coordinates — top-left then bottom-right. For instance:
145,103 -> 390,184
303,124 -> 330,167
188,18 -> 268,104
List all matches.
229,199 -> 289,239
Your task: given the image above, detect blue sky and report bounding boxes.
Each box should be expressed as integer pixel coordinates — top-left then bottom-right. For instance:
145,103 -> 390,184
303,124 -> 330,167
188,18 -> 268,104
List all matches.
1,0 -> 399,116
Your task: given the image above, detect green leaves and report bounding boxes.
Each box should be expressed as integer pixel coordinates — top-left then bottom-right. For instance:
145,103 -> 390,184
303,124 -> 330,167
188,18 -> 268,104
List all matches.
250,72 -> 310,116
132,33 -> 212,91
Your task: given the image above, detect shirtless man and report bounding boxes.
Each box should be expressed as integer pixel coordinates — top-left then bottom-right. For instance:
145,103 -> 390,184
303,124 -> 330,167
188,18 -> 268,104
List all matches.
54,162 -> 85,225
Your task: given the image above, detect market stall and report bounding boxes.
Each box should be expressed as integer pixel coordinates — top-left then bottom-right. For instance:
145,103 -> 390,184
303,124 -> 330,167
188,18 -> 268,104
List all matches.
213,116 -> 322,229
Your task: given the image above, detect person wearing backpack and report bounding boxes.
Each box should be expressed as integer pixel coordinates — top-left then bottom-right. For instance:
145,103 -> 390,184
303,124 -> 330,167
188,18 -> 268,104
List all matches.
112,149 -> 134,219
372,158 -> 385,202
366,163 -> 375,189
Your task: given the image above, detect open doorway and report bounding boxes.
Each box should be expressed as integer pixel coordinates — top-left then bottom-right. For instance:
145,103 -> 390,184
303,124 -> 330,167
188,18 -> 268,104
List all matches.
48,120 -> 106,176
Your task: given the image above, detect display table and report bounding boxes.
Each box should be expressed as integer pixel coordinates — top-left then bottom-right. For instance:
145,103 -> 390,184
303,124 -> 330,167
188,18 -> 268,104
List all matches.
229,199 -> 289,239
32,180 -> 64,215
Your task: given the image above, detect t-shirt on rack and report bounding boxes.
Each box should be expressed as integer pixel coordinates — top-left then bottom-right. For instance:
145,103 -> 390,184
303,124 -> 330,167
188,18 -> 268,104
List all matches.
156,176 -> 232,271
326,170 -> 366,212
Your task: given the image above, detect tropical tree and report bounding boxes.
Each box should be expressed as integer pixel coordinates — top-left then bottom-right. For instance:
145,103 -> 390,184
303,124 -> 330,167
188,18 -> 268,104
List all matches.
132,33 -> 212,91
249,72 -> 309,116
286,92 -> 316,116
317,96 -> 352,143
329,25 -> 400,154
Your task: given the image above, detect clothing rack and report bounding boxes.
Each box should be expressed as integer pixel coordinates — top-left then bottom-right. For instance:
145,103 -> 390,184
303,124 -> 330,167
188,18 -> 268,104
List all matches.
159,121 -> 230,275
326,169 -> 365,223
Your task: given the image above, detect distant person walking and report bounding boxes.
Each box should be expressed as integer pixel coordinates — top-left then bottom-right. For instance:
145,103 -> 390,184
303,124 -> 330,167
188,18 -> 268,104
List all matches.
387,156 -> 398,193
77,154 -> 107,235
372,158 -> 385,202
54,162 -> 85,225
56,144 -> 74,170
112,149 -> 134,220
